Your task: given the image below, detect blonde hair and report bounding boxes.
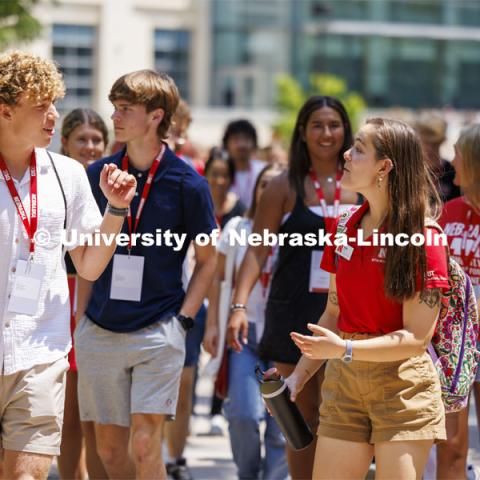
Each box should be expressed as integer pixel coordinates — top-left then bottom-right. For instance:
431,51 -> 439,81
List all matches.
414,111 -> 447,145
0,50 -> 65,105
456,123 -> 480,207
171,98 -> 192,136
109,70 -> 179,140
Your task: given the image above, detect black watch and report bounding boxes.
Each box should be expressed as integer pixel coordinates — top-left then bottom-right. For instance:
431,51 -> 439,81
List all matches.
177,314 -> 194,331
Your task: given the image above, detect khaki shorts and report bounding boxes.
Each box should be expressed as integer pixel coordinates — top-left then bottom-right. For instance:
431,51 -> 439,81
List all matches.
75,315 -> 186,427
318,332 -> 446,444
0,356 -> 69,456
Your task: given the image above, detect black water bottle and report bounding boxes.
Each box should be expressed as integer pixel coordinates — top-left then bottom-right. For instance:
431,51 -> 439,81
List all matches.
256,366 -> 314,451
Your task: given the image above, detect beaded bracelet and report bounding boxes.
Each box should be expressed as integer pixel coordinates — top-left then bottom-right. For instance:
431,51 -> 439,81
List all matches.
106,203 -> 129,217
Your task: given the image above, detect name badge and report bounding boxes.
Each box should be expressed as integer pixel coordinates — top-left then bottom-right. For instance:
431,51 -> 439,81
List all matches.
110,254 -> 144,302
8,259 -> 45,315
309,250 -> 330,293
335,243 -> 354,261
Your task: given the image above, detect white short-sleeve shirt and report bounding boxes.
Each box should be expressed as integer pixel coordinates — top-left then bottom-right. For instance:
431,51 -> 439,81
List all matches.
217,217 -> 268,340
230,159 -> 266,209
0,148 -> 102,374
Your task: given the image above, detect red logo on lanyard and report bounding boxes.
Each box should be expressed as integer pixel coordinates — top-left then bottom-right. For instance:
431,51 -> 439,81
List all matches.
121,144 -> 166,252
309,168 -> 342,231
0,150 -> 38,255
260,247 -> 274,298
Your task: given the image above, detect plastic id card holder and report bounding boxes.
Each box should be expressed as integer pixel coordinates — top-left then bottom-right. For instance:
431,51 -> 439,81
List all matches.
309,250 -> 329,293
8,259 -> 45,315
110,254 -> 144,302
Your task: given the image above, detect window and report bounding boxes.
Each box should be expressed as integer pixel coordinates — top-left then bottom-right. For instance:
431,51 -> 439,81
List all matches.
154,30 -> 191,101
389,0 -> 442,24
52,24 -> 96,112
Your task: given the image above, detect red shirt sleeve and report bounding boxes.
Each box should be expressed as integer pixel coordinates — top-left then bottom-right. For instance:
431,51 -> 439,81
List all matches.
320,217 -> 340,274
421,229 -> 449,291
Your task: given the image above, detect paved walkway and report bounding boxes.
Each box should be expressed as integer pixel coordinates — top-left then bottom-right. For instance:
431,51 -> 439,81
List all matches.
48,360 -> 480,479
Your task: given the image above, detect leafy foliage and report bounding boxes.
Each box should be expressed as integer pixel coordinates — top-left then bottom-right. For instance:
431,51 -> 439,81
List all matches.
274,73 -> 367,145
0,0 -> 42,49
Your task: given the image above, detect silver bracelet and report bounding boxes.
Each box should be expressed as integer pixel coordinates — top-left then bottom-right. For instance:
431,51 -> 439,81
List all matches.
230,303 -> 247,312
106,203 -> 128,217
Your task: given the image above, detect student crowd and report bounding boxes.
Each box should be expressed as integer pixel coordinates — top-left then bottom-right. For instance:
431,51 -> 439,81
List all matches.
0,50 -> 479,480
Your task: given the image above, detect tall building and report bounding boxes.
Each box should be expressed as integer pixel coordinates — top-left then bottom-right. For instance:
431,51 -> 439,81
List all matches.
211,0 -> 480,109
8,0 -> 480,148
28,0 -> 210,120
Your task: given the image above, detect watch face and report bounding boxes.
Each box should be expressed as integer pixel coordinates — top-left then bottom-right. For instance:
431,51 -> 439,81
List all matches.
178,315 -> 194,330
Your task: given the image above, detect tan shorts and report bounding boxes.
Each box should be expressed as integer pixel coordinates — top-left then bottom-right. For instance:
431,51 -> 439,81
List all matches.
0,356 -> 69,456
318,332 -> 446,444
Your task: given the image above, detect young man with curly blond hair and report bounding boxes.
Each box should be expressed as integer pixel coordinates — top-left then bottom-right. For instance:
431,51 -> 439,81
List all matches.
0,51 -> 137,479
74,70 -> 217,479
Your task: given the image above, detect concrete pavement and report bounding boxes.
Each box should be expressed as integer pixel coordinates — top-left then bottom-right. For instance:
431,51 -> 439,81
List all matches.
48,361 -> 480,479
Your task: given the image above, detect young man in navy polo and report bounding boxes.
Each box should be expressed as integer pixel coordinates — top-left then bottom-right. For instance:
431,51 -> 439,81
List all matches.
75,70 -> 217,479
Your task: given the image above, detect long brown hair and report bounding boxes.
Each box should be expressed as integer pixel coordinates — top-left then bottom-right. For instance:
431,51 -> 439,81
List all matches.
366,118 -> 442,301
288,96 -> 352,198
247,163 -> 284,219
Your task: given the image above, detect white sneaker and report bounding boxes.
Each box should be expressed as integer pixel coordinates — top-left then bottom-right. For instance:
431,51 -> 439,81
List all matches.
207,414 -> 224,436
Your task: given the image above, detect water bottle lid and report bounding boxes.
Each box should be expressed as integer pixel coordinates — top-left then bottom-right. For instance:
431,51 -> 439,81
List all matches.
255,365 -> 281,383
255,365 -> 286,395
261,381 -> 288,398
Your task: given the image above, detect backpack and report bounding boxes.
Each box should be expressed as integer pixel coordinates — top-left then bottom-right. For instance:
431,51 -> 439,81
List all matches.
335,212 -> 480,413
426,222 -> 480,413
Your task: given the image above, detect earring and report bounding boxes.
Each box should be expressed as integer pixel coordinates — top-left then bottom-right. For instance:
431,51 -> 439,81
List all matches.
377,176 -> 383,189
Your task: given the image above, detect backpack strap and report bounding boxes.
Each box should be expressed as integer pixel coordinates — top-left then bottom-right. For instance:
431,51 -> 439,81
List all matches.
424,218 -> 451,259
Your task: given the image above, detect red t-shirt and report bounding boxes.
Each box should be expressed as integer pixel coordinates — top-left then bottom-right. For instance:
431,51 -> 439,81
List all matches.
321,202 -> 449,334
439,196 -> 480,296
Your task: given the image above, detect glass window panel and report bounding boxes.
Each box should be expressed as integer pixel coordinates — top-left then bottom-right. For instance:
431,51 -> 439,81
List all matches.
154,29 -> 191,101
52,24 -> 95,113
389,0 -> 442,24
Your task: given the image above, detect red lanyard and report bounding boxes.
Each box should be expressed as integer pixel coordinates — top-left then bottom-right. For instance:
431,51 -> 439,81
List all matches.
0,150 -> 38,256
309,169 -> 342,225
122,145 -> 165,251
260,247 -> 274,298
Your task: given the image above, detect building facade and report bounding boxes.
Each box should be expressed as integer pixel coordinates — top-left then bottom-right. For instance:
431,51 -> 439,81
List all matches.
28,0 -> 210,120
8,0 -> 480,148
211,0 -> 480,109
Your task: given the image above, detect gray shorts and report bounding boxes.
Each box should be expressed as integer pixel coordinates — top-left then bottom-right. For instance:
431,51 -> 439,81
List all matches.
75,315 -> 186,427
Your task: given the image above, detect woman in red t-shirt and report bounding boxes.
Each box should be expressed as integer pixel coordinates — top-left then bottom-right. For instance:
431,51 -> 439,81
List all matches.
286,118 -> 449,479
437,123 -> 480,479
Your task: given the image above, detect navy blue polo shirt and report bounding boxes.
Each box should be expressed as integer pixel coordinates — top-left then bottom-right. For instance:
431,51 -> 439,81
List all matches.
85,145 -> 216,332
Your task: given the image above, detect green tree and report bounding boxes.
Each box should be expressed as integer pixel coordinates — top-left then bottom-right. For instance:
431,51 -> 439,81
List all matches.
0,0 -> 42,49
274,73 -> 367,145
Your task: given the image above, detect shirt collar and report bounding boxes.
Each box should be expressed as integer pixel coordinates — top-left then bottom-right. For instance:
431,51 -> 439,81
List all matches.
119,143 -> 175,183
0,148 -> 49,188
